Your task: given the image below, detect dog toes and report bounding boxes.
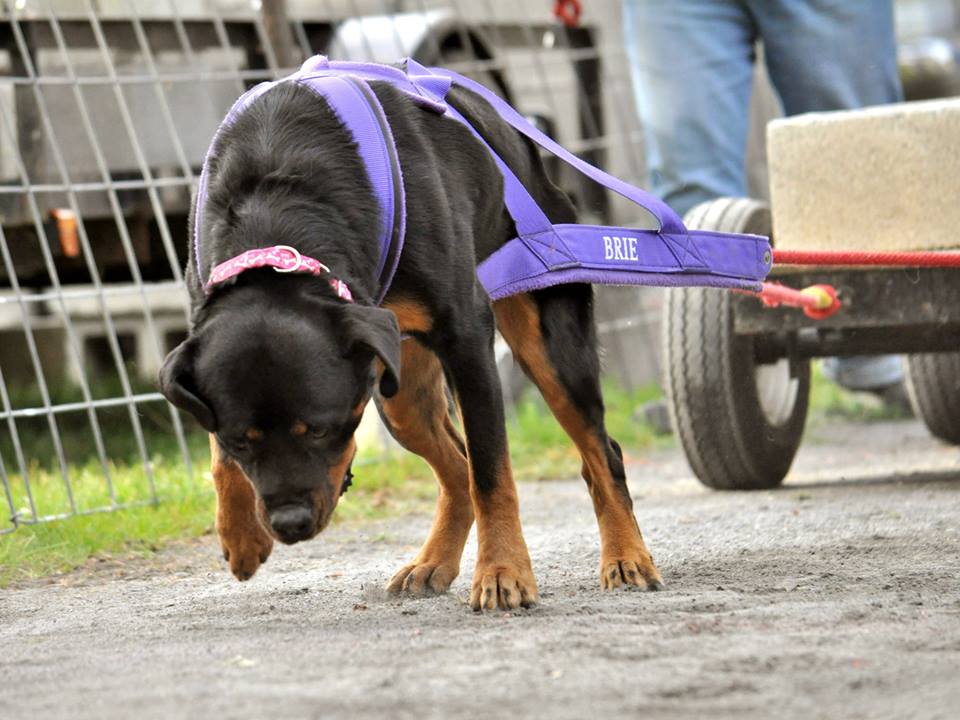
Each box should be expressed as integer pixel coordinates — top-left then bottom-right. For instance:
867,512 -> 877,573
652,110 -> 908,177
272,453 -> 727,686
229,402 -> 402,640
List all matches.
386,561 -> 458,597
219,529 -> 274,582
229,551 -> 262,581
404,564 -> 436,595
600,558 -> 663,592
385,564 -> 416,594
233,564 -> 256,582
469,565 -> 538,612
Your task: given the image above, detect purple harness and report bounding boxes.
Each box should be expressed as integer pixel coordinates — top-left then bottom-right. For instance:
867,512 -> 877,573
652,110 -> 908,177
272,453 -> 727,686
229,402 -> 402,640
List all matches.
195,55 -> 772,303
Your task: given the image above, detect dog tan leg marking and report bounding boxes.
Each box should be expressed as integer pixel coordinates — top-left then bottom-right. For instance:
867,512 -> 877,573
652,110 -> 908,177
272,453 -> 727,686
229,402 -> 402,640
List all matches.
382,298 -> 433,335
210,435 -> 273,581
381,341 -> 474,596
494,295 -> 662,591
314,437 -> 357,533
465,451 -> 538,611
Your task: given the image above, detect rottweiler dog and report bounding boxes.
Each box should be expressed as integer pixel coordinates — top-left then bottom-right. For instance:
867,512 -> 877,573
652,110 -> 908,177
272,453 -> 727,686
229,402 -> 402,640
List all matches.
159,76 -> 663,611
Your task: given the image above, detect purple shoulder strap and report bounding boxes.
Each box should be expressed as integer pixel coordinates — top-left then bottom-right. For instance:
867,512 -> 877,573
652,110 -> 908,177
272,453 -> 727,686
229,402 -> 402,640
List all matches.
416,61 -> 771,297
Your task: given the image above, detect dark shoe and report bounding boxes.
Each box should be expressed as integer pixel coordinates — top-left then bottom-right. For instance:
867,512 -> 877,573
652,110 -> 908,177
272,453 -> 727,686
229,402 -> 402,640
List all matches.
636,400 -> 673,435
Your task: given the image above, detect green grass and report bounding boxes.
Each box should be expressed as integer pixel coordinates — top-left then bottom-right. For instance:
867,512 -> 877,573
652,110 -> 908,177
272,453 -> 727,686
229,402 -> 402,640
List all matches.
0,381 -> 664,586
508,380 -> 668,480
0,449 -> 214,583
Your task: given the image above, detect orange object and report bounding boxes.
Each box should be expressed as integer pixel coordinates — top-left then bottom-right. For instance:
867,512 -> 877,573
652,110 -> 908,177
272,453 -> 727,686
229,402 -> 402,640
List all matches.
51,208 -> 79,258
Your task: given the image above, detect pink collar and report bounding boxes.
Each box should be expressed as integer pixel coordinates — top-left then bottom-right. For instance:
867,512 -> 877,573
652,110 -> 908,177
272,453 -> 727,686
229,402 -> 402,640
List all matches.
205,245 -> 353,302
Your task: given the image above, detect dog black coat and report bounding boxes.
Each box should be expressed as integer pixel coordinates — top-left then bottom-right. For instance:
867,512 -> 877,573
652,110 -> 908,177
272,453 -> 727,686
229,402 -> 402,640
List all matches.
160,77 -> 662,609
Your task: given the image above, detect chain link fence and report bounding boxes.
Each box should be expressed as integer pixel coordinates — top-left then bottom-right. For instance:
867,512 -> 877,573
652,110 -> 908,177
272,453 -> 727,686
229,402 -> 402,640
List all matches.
0,0 -> 663,534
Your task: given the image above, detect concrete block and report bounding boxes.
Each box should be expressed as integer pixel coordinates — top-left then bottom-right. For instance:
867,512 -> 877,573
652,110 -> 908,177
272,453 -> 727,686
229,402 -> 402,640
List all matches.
767,98 -> 960,252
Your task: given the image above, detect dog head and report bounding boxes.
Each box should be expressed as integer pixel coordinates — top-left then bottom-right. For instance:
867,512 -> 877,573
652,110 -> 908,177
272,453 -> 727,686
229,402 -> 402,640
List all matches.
159,277 -> 400,544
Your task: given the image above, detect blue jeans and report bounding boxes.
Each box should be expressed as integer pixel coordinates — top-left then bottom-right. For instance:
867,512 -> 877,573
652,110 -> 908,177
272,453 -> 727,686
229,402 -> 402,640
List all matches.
623,0 -> 904,390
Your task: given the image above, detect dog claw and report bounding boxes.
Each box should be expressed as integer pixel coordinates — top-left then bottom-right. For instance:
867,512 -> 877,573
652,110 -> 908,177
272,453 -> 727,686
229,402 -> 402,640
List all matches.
386,561 -> 458,597
469,565 -> 538,612
600,558 -> 662,592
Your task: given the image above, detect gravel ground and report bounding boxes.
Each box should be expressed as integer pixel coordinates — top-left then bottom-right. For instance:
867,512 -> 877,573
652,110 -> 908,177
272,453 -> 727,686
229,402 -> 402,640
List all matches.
2,417 -> 959,720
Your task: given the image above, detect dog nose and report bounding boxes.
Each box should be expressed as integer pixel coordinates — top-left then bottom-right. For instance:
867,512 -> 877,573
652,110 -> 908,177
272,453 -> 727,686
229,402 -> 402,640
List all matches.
269,505 -> 314,543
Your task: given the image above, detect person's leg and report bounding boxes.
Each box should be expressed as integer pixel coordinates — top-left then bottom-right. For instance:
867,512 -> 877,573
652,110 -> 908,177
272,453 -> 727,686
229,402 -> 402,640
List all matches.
753,0 -> 902,115
820,355 -> 904,391
622,0 -> 757,217
756,0 -> 905,392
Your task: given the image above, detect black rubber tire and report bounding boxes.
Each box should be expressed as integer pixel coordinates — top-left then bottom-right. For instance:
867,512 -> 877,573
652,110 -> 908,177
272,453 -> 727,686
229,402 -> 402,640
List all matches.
905,352 -> 960,445
663,198 -> 810,490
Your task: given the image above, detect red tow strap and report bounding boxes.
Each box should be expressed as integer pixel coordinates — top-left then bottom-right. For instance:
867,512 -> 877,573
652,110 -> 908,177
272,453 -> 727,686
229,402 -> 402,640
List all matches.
773,248 -> 960,268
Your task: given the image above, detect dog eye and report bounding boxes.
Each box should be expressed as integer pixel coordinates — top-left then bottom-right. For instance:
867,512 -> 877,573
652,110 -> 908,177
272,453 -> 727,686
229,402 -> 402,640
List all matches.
218,436 -> 249,458
231,429 -> 263,454
310,427 -> 329,440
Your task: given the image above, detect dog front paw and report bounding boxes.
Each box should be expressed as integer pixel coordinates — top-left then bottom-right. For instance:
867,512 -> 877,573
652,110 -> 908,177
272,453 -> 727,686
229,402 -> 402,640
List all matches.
470,559 -> 538,611
218,520 -> 273,581
600,552 -> 663,591
386,560 -> 459,596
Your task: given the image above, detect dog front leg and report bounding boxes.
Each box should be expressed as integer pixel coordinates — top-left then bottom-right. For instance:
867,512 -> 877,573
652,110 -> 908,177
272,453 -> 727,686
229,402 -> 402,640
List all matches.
380,340 -> 474,597
442,324 -> 538,611
209,435 -> 273,581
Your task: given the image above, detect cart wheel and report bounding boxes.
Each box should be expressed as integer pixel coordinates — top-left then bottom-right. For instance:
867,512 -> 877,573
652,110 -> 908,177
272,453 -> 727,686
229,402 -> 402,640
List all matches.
905,352 -> 960,445
663,198 -> 810,490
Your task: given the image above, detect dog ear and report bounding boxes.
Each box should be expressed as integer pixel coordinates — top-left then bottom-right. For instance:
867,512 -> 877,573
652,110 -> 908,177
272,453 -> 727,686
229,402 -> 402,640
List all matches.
158,337 -> 217,432
340,304 -> 402,398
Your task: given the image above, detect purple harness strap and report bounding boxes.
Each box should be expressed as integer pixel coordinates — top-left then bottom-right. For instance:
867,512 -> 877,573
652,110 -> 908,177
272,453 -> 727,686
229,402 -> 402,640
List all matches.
195,55 -> 772,304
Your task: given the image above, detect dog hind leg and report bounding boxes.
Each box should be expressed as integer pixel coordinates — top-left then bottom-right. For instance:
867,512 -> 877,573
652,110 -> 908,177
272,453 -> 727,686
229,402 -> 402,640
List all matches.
379,340 -> 474,596
494,288 -> 663,591
210,434 -> 274,581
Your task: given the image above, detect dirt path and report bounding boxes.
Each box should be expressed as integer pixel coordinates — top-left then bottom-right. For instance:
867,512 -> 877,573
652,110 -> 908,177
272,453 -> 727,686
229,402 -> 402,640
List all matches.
2,418 -> 959,720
